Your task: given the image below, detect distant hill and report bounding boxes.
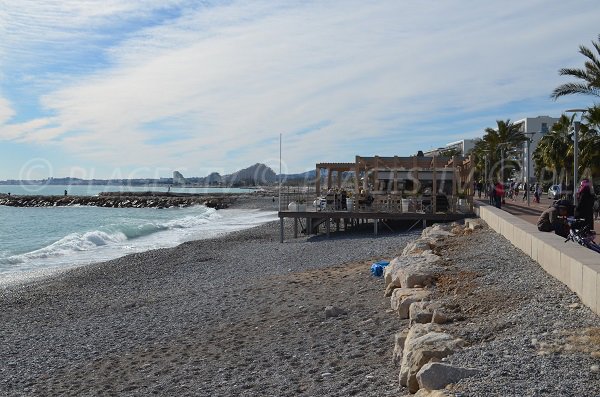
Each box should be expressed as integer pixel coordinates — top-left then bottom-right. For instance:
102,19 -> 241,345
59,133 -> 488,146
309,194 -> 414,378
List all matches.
221,163 -> 277,186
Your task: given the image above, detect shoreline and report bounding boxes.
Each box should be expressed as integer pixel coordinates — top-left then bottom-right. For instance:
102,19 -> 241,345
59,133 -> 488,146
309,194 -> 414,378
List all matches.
0,216 -> 421,396
0,198 -> 281,290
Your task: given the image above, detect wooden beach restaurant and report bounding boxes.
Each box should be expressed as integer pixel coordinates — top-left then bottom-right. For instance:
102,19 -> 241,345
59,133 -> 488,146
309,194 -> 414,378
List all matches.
278,155 -> 475,242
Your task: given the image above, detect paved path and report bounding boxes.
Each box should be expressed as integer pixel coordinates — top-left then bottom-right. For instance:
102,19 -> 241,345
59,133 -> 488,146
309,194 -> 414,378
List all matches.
475,193 -> 598,232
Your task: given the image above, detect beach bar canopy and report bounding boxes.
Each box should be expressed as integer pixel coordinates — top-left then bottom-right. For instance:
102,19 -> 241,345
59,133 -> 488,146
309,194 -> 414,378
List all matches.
315,155 -> 474,197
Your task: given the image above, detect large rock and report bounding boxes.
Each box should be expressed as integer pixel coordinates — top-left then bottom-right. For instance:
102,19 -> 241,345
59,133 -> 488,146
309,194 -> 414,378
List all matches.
409,301 -> 434,324
409,302 -> 449,325
402,238 -> 435,256
416,362 -> 479,391
399,324 -> 464,393
421,224 -> 454,240
390,288 -> 432,319
393,328 -> 410,366
384,253 -> 442,289
464,218 -> 484,230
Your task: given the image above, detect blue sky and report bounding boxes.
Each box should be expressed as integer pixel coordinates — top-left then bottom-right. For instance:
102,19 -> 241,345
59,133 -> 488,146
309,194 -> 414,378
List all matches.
0,0 -> 598,179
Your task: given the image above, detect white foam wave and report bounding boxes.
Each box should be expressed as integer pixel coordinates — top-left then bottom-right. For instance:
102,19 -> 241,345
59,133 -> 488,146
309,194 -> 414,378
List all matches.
0,208 -> 277,283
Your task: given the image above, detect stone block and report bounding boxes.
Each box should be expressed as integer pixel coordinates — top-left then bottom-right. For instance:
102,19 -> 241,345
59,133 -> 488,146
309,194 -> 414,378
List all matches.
501,218 -> 514,244
597,271 -> 600,316
581,264 -> 600,312
558,245 -> 585,287
512,223 -> 533,256
569,256 -> 584,297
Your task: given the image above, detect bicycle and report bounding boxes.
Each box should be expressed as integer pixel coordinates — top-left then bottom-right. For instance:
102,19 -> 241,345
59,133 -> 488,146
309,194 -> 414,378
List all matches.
564,217 -> 600,253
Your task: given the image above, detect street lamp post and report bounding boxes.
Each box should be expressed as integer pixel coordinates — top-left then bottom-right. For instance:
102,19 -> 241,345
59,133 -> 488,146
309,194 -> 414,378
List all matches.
565,109 -> 587,206
523,132 -> 535,207
497,143 -> 511,185
482,149 -> 490,197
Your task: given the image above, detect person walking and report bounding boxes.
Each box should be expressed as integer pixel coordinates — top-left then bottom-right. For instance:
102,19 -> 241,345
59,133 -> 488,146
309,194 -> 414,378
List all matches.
575,179 -> 595,231
494,181 -> 504,209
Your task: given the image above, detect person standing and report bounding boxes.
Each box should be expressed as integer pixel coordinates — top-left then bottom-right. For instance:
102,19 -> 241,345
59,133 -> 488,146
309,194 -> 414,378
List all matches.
575,179 -> 595,231
494,181 -> 504,209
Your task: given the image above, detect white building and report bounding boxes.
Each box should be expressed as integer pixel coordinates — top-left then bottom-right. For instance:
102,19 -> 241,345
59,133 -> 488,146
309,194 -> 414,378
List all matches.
423,139 -> 477,157
515,116 -> 560,183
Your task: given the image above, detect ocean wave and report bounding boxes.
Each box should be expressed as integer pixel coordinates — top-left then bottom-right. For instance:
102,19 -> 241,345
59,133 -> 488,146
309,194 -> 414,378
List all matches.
3,208 -> 218,264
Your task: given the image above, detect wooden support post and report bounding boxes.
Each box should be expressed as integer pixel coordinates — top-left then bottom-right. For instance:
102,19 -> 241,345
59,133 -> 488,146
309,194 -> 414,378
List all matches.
326,218 -> 331,238
294,218 -> 298,238
432,155 -> 437,213
423,218 -> 426,229
307,217 -> 312,235
327,168 -> 332,190
374,218 -> 378,236
315,168 -> 321,196
336,219 -> 340,232
354,161 -> 361,197
280,217 -> 284,243
452,156 -> 457,213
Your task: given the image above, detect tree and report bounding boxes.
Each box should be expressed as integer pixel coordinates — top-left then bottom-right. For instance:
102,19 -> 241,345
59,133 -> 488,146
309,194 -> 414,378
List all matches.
579,106 -> 600,177
551,34 -> 600,100
470,119 -> 525,182
533,115 -> 572,184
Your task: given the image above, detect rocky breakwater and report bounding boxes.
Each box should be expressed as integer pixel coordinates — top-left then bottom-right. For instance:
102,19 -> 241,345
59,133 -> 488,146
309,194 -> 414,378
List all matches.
384,223 -> 480,395
0,192 -> 234,209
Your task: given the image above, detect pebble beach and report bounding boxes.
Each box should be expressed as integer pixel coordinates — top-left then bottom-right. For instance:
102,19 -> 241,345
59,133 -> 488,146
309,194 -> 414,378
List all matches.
1,201 -> 599,396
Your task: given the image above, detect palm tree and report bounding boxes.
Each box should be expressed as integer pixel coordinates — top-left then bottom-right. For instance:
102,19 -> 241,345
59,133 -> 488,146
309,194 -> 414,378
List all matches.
578,106 -> 600,177
551,34 -> 600,100
485,119 -> 526,181
533,115 -> 572,184
471,120 -> 525,182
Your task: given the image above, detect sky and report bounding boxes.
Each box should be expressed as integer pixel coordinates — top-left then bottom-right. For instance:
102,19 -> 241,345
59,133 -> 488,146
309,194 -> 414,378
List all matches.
0,0 -> 599,180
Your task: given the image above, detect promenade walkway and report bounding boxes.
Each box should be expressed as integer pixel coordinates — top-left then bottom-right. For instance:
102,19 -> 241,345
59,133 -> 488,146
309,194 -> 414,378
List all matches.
476,193 -> 598,232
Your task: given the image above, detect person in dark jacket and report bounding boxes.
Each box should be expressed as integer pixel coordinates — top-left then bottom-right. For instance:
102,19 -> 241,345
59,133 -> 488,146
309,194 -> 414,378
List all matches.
537,202 -> 569,237
575,179 -> 595,231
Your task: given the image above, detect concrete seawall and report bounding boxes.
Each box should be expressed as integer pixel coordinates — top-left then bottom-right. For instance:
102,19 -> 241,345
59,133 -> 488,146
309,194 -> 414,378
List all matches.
475,203 -> 600,316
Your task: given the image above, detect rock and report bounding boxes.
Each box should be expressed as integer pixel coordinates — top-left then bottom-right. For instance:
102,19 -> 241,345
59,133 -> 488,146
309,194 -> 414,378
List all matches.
464,218 -> 484,230
390,288 -> 431,319
393,329 -> 410,366
399,324 -> 464,393
324,306 -> 346,318
384,283 -> 399,297
402,238 -> 435,256
591,365 -> 600,373
414,389 -> 453,397
431,309 -> 448,324
384,253 -> 442,289
421,224 -> 454,240
416,362 -> 479,391
410,301 -> 434,324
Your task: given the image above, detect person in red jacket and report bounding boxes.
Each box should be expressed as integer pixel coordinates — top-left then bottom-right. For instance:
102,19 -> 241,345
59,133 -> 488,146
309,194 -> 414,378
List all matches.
494,181 -> 504,209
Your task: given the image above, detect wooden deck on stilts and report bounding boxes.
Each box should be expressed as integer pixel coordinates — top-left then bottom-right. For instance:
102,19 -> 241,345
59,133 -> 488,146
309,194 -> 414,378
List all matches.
277,210 -> 473,242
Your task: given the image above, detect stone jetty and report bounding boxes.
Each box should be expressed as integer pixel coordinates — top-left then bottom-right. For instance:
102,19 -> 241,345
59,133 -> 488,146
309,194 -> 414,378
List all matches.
0,192 -> 235,209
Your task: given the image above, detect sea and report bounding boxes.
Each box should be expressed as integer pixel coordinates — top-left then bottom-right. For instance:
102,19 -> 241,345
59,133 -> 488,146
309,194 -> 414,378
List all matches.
0,185 -> 277,285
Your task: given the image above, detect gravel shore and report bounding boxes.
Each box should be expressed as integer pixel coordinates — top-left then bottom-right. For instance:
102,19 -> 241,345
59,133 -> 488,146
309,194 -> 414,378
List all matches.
0,216 -> 419,396
1,205 -> 598,396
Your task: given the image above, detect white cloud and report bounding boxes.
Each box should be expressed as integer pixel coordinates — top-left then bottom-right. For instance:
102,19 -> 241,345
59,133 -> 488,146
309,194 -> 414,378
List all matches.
1,0 -> 599,176
0,96 -> 15,125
